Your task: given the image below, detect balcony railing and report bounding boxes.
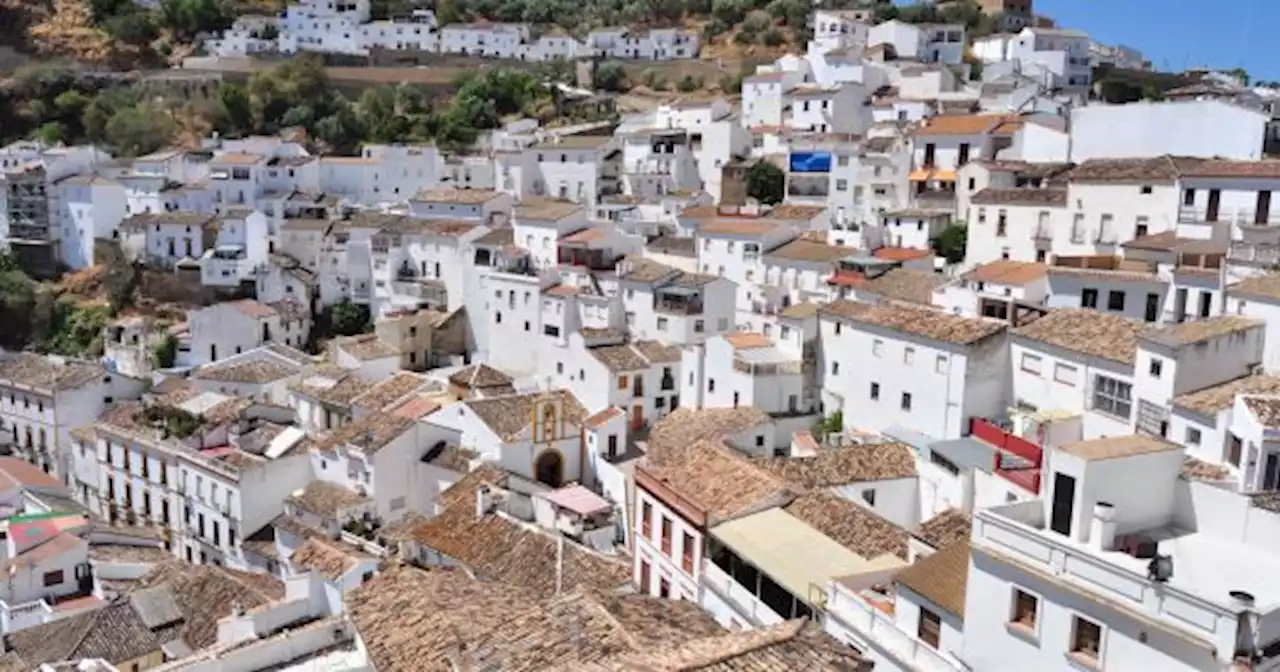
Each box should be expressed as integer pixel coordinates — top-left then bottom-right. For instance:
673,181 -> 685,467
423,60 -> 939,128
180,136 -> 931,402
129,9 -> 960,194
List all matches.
826,584 -> 966,672
1179,206 -> 1280,227
654,297 -> 703,315
733,359 -> 802,375
970,417 -> 1043,494
701,561 -> 785,628
1229,241 -> 1280,266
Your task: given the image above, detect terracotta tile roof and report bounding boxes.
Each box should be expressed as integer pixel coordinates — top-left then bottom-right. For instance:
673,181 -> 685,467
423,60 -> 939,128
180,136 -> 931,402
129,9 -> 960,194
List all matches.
192,353 -> 300,384
131,562 -> 284,649
411,188 -> 504,204
619,256 -> 680,283
8,531 -> 82,570
1013,308 -> 1142,364
962,260 -> 1049,285
780,301 -> 822,319
647,235 -> 696,257
969,187 -> 1067,206
785,490 -> 908,560
647,407 -> 771,460
767,203 -> 828,220
632,340 -> 682,363
0,353 -> 106,392
1067,156 -> 1189,184
894,540 -> 970,618
1178,159 -> 1280,179
873,246 -> 934,262
348,564 -> 725,672
1121,230 -> 1224,254
351,372 -> 432,411
765,239 -> 857,263
1173,374 -> 1280,416
227,299 -> 277,319
912,114 -> 1023,136
448,364 -> 514,389
0,456 -> 62,490
914,508 -> 972,551
334,333 -> 400,361
862,268 -> 950,305
1243,395 -> 1280,428
531,135 -> 615,150
1230,273 -> 1280,302
724,331 -> 773,350
591,344 -> 651,372
6,599 -> 161,666
822,300 -> 1006,345
584,407 -> 625,429
755,442 -> 917,487
1141,315 -> 1263,349
1045,262 -> 1159,283
699,219 -> 781,236
642,439 -> 794,523
515,197 -> 584,221
1058,434 -> 1181,461
474,227 -> 515,247
577,619 -> 868,671
290,538 -> 371,581
292,367 -> 375,407
286,480 -> 371,518
410,486 -> 629,598
313,411 -> 416,455
465,390 -> 587,442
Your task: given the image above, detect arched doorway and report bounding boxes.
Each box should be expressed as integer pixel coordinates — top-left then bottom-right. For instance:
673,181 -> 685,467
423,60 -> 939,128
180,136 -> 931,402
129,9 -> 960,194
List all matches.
534,450 -> 564,488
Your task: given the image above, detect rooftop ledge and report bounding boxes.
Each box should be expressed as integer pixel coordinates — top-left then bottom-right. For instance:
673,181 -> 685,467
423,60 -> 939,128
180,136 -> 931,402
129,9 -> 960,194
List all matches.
975,500 -> 1280,647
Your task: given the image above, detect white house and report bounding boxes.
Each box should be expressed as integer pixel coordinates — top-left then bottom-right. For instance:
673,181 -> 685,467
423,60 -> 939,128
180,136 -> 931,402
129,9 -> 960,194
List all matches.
1070,99 -> 1268,162
820,301 -> 1009,441
185,299 -> 312,367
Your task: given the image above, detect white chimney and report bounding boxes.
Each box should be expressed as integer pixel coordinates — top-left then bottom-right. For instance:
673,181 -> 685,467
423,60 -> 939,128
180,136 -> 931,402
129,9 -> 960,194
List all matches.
1090,501 -> 1116,552
475,484 -> 490,520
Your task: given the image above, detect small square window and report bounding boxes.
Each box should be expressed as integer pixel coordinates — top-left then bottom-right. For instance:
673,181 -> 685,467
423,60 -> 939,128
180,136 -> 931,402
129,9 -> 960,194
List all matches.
1185,427 -> 1202,445
1149,358 -> 1163,378
1070,616 -> 1103,666
1010,588 -> 1039,631
901,393 -> 912,411
1140,185 -> 1153,194
861,489 -> 876,506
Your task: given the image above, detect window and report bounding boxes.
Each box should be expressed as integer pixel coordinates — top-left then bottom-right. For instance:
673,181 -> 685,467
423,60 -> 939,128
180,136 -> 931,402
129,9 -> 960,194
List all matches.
935,355 -> 947,374
42,570 -> 64,586
861,489 -> 876,506
918,608 -> 941,648
660,517 -> 672,555
618,375 -> 629,390
640,501 -> 652,538
1054,363 -> 1078,386
1107,290 -> 1125,311
1092,375 -> 1133,420
872,339 -> 884,357
1186,427 -> 1202,446
708,378 -> 716,393
1081,288 -> 1098,308
1020,353 -> 1042,375
682,532 -> 694,573
901,393 -> 912,411
930,451 -> 959,476
835,322 -> 842,335
639,559 -> 650,592
1070,615 -> 1103,665
607,434 -> 618,458
1140,185 -> 1153,194
1149,358 -> 1163,378
870,382 -> 880,400
1183,188 -> 1196,206
996,210 -> 1008,237
1010,588 -> 1039,630
904,347 -> 915,365
832,362 -> 840,375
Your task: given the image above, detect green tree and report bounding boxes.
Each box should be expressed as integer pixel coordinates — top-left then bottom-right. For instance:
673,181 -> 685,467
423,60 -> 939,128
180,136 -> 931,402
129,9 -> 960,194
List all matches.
152,332 -> 178,368
104,105 -> 175,157
745,160 -> 784,205
104,10 -> 159,48
0,253 -> 37,349
592,61 -> 630,93
36,122 -> 66,145
761,27 -> 785,46
931,224 -> 967,264
676,75 -> 702,92
328,299 -> 370,336
814,410 -> 843,438
213,82 -> 254,135
314,98 -> 366,154
279,104 -> 316,128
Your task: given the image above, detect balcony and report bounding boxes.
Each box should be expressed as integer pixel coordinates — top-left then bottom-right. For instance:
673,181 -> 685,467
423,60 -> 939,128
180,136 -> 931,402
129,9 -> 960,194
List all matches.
1228,241 -> 1280,266
558,247 -> 613,271
970,417 -> 1043,494
733,359 -> 802,376
701,561 -> 786,628
826,583 -> 966,672
627,158 -> 674,175
654,292 -> 703,315
1179,206 -> 1280,228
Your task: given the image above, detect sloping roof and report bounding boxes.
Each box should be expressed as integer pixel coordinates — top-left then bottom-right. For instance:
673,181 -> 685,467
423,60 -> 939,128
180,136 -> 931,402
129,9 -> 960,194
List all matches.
1172,374 -> 1280,416
784,490 -> 909,561
962,260 -> 1049,286
647,407 -> 771,459
754,442 -> 917,487
290,538 -> 370,581
313,411 -> 415,456
0,353 -> 106,392
969,187 -> 1067,206
862,268 -> 950,305
1141,315 -> 1262,349
1013,308 -> 1143,364
822,301 -> 1006,345
894,540 -> 971,619
334,333 -> 400,361
6,600 -> 161,666
766,239 -> 858,264
464,390 -> 587,442
1067,156 -> 1189,184
350,372 -> 431,411
914,508 -> 973,551
448,364 -> 514,389
0,456 -> 63,490
131,562 -> 284,649
913,114 -> 1023,136
515,197 -> 584,221
1230,273 -> 1280,302
286,480 -> 370,517
1058,435 -> 1181,461
641,439 -> 794,523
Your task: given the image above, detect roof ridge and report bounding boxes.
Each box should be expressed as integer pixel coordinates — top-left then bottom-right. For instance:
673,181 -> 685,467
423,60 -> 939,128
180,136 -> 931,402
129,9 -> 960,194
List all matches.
680,619 -> 808,668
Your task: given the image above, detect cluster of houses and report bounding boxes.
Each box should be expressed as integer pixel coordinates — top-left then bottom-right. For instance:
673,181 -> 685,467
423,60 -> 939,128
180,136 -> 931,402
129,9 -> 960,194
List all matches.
207,0 -> 700,61
3,1 -> 1280,670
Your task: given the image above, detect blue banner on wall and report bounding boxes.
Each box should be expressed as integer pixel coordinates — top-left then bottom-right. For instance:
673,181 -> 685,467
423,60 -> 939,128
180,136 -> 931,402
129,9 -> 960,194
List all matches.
789,151 -> 832,173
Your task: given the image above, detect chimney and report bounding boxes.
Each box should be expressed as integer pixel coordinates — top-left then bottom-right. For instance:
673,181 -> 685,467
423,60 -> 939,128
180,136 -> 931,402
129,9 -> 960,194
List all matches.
475,484 -> 490,520
1090,501 -> 1116,552
1231,590 -> 1260,665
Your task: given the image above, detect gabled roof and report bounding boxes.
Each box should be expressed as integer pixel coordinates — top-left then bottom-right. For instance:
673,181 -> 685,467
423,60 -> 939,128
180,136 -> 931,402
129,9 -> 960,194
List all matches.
1013,307 -> 1142,365
894,540 -> 971,619
464,389 -> 588,442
